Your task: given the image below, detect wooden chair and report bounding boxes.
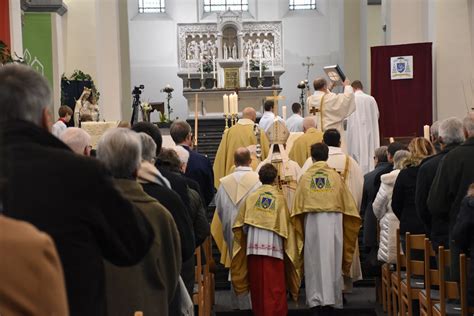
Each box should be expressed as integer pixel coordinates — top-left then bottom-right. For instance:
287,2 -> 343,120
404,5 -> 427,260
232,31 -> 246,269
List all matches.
391,229 -> 407,316
202,237 -> 214,316
382,262 -> 393,315
400,233 -> 427,316
418,238 -> 440,316
460,254 -> 474,316
193,245 -> 205,316
432,246 -> 460,316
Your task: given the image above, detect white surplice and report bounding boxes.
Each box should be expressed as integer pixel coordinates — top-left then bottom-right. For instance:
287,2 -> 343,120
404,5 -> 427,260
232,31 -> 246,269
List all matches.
300,146 -> 364,287
306,86 -> 356,152
346,90 -> 380,175
286,113 -> 304,132
258,111 -> 284,132
215,166 -> 261,309
52,120 -> 67,138
304,212 -> 343,308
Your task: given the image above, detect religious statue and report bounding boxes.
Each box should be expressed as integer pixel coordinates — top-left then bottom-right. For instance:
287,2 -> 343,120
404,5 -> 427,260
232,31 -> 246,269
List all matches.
253,39 -> 262,59
231,43 -> 237,59
208,40 -> 217,58
244,39 -> 253,58
223,42 -> 228,60
262,39 -> 274,59
74,87 -> 100,126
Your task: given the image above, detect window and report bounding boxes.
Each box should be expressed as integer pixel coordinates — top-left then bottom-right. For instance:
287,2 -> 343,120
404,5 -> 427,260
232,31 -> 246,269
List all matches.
138,0 -> 165,13
203,0 -> 249,13
289,0 -> 316,10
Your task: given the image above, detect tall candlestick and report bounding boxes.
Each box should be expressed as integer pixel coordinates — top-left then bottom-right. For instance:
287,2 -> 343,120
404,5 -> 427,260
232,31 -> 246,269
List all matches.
282,105 -> 287,121
259,56 -> 262,78
271,55 -> 274,77
200,55 -> 204,80
423,125 -> 430,140
223,94 -> 229,115
247,55 -> 250,79
234,93 -> 238,113
187,65 -> 190,79
213,56 -> 216,80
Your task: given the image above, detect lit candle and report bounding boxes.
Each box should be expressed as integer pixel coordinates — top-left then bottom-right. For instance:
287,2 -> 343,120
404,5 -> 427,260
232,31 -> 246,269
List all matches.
230,94 -> 235,114
271,55 -> 274,77
223,94 -> 229,115
282,105 -> 287,121
187,63 -> 190,79
259,56 -> 262,78
213,56 -> 216,80
234,94 -> 238,114
200,55 -> 204,80
423,125 -> 430,140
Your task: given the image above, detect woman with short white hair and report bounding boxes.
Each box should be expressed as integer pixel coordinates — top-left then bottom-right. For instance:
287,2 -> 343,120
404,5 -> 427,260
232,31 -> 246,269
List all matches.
60,127 -> 92,156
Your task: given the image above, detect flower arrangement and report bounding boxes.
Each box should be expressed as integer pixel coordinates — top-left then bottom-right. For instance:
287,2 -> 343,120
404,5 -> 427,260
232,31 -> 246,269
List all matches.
202,57 -> 215,73
249,59 -> 268,71
61,70 -> 100,102
0,40 -> 24,65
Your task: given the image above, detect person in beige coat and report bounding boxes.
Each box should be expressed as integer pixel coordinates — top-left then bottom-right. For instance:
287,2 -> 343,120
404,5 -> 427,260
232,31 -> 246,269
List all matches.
96,128 -> 182,316
0,215 -> 69,315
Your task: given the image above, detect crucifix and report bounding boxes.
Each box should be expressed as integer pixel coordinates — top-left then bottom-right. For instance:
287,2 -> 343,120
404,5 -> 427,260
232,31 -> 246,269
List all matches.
302,56 -> 315,83
266,89 -> 285,116
309,106 -> 319,116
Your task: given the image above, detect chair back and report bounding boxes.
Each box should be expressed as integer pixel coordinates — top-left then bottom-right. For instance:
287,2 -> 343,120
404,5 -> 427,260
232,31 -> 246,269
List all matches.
396,229 -> 406,279
460,254 -> 473,316
438,246 -> 459,315
405,233 -> 427,292
424,239 -> 438,307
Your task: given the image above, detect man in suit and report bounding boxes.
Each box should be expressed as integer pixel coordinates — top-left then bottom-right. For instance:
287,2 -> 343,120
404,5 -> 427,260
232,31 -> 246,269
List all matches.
0,64 -> 154,316
0,215 -> 69,315
170,120 -> 215,206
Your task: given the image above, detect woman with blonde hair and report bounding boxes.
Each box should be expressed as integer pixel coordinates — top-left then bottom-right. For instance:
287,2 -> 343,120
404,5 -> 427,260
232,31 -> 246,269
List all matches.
392,137 -> 435,249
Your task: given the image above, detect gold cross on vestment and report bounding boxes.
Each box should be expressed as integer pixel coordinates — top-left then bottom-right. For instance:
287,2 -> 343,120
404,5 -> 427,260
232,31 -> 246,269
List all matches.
309,106 -> 320,116
266,89 -> 285,115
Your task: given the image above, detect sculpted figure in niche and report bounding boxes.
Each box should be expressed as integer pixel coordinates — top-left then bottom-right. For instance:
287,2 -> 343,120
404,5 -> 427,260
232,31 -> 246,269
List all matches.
262,39 -> 273,59
74,87 -> 100,126
223,42 -> 229,60
244,39 -> 253,58
253,39 -> 262,58
232,43 -> 237,59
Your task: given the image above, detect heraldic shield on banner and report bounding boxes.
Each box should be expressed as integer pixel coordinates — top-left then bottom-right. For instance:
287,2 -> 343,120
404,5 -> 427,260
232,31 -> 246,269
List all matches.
390,55 -> 413,80
310,171 -> 331,191
255,192 -> 276,211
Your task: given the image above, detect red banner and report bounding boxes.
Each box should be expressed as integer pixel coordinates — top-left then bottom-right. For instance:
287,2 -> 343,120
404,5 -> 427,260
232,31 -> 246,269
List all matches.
0,0 -> 10,46
371,43 -> 433,138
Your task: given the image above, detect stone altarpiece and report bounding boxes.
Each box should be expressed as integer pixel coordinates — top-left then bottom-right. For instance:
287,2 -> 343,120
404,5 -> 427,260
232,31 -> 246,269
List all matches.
177,10 -> 284,117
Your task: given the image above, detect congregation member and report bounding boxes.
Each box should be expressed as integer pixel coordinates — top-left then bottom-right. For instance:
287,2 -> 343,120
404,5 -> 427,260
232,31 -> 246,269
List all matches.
452,183 -> 474,305
258,100 -> 283,132
285,102 -> 304,132
301,128 -> 364,292
0,63 -> 154,316
372,150 -> 410,264
52,105 -> 73,138
430,120 -> 441,153
416,117 -> 465,249
428,112 -> 474,280
60,127 -> 92,156
214,107 -> 270,187
212,147 -> 260,309
289,116 -> 323,167
346,80 -> 380,175
96,128 -> 181,316
231,164 -> 302,316
292,143 -> 361,313
392,137 -> 435,248
0,214 -> 69,315
170,120 -> 215,206
306,78 -> 355,152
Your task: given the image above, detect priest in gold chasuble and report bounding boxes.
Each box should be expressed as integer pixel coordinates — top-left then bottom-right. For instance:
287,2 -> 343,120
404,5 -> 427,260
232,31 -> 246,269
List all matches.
289,116 -> 324,167
213,107 -> 270,188
291,143 -> 361,310
231,164 -> 302,316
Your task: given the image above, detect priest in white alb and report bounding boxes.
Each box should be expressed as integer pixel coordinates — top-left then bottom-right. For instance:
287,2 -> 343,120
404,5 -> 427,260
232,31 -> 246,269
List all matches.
307,77 -> 356,152
346,80 -> 380,175
292,143 -> 361,311
211,147 -> 261,309
256,120 -> 301,211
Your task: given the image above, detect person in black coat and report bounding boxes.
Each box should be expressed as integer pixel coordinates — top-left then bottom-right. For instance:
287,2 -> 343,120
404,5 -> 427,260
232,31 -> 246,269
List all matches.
0,64 -> 154,316
428,113 -> 474,280
415,118 -> 465,249
170,120 -> 215,206
452,184 -> 474,305
392,137 -> 435,249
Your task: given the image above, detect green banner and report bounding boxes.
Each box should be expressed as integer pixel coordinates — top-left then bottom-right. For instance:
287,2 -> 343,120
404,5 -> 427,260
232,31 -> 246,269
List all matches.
22,13 -> 53,88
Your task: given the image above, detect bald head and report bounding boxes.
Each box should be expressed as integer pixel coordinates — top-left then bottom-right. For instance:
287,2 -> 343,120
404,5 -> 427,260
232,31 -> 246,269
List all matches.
242,107 -> 257,122
234,147 -> 252,167
313,78 -> 327,91
303,116 -> 317,132
60,127 -> 92,156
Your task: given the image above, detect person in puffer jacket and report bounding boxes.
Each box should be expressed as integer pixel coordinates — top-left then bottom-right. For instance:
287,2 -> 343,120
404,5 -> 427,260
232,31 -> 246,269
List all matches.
372,150 -> 410,263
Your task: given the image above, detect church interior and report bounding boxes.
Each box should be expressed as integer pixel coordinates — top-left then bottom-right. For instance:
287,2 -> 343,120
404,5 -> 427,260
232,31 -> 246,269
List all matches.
1,0 -> 474,316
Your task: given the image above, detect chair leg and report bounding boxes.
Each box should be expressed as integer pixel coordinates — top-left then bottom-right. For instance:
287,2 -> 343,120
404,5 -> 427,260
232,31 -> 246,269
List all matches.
392,286 -> 398,316
387,280 -> 393,316
382,277 -> 387,312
